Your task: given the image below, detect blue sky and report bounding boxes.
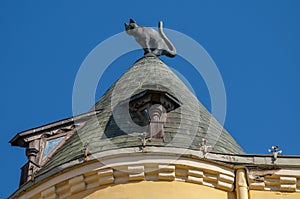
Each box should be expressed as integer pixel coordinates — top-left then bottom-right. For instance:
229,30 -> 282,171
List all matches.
1,0 -> 300,198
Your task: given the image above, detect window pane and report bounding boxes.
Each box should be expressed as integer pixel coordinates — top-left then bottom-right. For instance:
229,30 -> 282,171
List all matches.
43,136 -> 64,159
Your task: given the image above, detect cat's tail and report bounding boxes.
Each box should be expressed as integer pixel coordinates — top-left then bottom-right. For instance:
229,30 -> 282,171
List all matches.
158,21 -> 176,58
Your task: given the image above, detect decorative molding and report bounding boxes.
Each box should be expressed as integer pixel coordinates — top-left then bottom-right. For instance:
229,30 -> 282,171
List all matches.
41,186 -> 57,199
15,154 -> 235,199
247,167 -> 300,192
11,148 -> 300,199
98,168 -> 114,185
69,175 -> 86,194
128,165 -> 145,181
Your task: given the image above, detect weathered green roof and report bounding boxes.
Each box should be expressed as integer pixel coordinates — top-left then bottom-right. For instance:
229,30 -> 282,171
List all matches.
38,57 -> 244,176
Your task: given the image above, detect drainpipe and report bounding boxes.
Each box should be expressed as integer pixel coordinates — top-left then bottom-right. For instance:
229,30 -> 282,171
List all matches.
236,169 -> 249,199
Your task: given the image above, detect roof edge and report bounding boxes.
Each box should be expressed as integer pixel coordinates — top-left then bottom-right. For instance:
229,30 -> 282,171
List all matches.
9,146 -> 300,199
10,110 -> 101,147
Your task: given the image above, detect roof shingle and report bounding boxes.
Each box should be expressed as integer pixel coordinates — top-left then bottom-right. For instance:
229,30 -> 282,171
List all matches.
38,56 -> 244,176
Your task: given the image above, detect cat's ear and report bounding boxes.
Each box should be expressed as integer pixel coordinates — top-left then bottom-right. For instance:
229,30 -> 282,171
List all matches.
130,18 -> 136,24
124,23 -> 129,30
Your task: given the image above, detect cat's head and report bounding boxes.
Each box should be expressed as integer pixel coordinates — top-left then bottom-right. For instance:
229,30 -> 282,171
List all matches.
124,18 -> 138,35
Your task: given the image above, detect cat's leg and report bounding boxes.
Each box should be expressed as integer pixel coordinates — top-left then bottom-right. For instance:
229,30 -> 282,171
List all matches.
152,49 -> 163,56
144,49 -> 156,57
144,40 -> 152,55
143,40 -> 156,57
144,47 -> 156,57
152,41 -> 163,56
143,48 -> 151,55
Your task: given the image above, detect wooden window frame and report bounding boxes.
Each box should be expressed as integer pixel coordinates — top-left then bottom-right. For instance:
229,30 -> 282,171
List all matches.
39,131 -> 73,166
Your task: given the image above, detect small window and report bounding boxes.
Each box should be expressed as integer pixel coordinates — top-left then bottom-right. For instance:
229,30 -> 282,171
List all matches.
42,136 -> 64,159
141,108 -> 150,123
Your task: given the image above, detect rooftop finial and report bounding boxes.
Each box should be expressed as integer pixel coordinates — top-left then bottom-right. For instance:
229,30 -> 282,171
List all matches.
82,143 -> 90,162
199,138 -> 211,158
268,145 -> 282,163
125,19 -> 176,58
139,132 -> 150,152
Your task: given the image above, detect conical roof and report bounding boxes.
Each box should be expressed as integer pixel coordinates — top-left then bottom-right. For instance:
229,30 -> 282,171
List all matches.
38,57 -> 244,175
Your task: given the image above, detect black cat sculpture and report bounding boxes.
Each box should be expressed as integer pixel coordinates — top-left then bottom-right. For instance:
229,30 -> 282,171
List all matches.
125,19 -> 176,58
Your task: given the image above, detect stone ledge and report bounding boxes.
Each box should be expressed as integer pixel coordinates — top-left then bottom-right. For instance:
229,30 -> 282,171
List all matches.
247,168 -> 300,192
24,155 -> 236,199
12,149 -> 300,199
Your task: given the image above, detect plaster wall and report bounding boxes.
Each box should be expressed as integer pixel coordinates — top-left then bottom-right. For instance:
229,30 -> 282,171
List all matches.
249,190 -> 300,199
69,181 -> 233,199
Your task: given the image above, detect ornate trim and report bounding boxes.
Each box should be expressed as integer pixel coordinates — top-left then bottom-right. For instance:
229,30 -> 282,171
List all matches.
12,148 -> 300,199
17,153 -> 235,199
247,167 -> 300,192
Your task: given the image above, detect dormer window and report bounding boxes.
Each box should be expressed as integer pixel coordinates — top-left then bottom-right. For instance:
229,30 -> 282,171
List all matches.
42,136 -> 65,160
141,108 -> 150,123
128,90 -> 181,141
9,111 -> 97,186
